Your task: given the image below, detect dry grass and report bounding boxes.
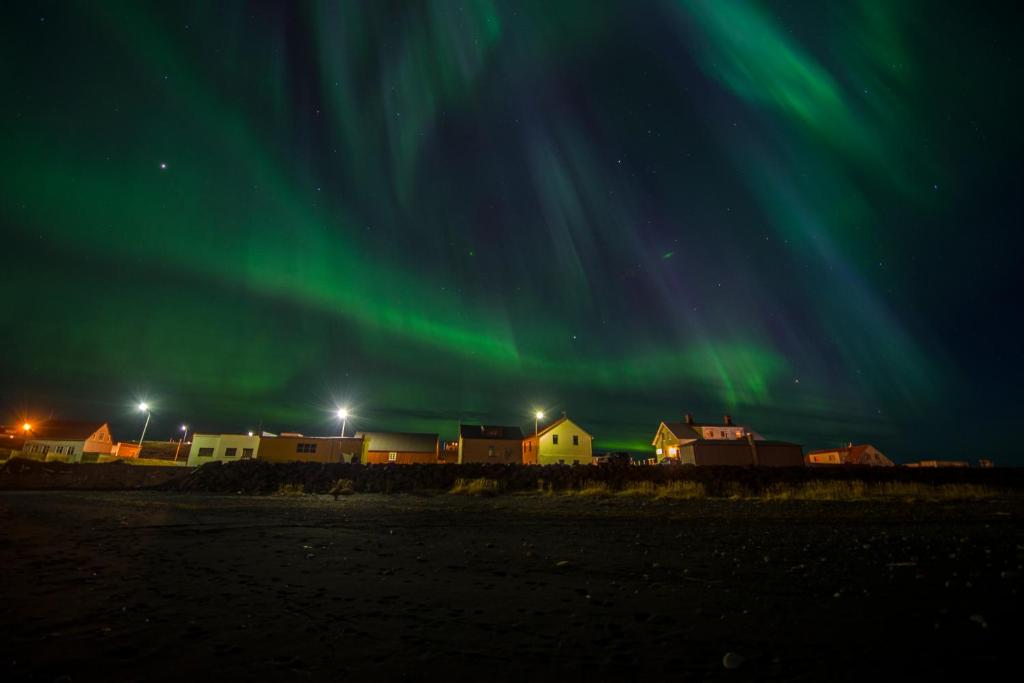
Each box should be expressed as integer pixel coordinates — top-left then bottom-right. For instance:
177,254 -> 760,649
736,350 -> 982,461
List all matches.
273,483 -> 306,497
762,480 -> 1002,502
617,481 -> 707,499
568,481 -> 613,498
329,478 -> 355,498
449,478 -> 501,496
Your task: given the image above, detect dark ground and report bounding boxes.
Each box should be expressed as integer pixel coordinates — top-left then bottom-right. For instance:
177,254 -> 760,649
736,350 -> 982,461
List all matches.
0,491 -> 1020,681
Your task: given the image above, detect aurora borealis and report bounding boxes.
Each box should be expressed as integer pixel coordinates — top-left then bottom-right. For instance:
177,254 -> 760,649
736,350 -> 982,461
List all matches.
1,1 -> 1020,460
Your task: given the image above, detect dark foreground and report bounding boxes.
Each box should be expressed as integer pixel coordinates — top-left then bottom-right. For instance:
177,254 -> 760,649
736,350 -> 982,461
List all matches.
1,492 -> 1020,681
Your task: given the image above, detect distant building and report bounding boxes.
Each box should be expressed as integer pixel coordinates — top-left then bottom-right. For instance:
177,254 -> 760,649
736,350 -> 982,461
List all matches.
807,444 -> 894,467
979,459 -> 995,468
21,420 -> 113,463
186,433 -> 260,467
357,431 -> 439,464
652,414 -> 803,467
522,416 -> 593,466
458,425 -> 523,464
905,460 -> 970,468
259,435 -> 365,464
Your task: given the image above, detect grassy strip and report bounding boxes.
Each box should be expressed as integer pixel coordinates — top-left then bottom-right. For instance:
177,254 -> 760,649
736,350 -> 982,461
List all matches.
449,478 -> 501,496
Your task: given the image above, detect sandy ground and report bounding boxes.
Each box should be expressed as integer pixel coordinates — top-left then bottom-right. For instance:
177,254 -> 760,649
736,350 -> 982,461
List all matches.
0,491 -> 1020,681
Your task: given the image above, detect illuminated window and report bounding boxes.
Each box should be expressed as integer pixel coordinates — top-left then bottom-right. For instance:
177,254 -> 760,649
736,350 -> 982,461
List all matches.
488,446 -> 495,457
388,452 -> 397,462
656,447 -> 663,455
224,448 -> 237,457
242,448 -> 254,459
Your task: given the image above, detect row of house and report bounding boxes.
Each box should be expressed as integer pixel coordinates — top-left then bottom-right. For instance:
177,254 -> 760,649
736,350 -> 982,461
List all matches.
2,413 -> 991,468
185,415 -> 596,467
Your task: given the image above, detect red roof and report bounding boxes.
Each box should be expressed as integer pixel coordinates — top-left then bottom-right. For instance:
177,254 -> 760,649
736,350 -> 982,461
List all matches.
25,420 -> 107,441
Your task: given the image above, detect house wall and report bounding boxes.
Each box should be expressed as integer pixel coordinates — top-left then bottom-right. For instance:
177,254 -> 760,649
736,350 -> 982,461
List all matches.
533,420 -> 593,465
808,451 -> 842,464
652,425 -> 683,461
685,441 -> 804,467
365,450 -> 437,465
259,437 -> 365,464
186,434 -> 260,467
22,439 -> 88,463
459,438 -> 522,464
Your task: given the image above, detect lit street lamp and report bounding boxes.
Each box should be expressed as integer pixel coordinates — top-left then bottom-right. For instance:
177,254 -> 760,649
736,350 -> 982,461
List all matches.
337,408 -> 350,437
534,410 -> 545,436
174,424 -> 187,462
137,403 -> 151,447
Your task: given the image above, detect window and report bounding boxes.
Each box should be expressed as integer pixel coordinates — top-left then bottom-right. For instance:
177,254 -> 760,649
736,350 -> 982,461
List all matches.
388,452 -> 397,462
242,448 -> 254,459
224,447 -> 237,457
56,446 -> 64,454
198,447 -> 214,457
296,443 -> 317,454
558,459 -> 565,464
573,459 -> 580,465
720,430 -> 726,438
572,435 -> 579,446
656,447 -> 663,455
67,446 -> 74,456
552,434 -> 559,445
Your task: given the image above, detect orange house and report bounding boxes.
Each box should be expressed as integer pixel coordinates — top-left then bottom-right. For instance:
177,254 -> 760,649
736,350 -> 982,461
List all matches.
357,431 -> 439,464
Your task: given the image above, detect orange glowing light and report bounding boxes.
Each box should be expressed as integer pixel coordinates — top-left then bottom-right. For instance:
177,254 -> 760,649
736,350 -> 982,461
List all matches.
22,422 -> 32,432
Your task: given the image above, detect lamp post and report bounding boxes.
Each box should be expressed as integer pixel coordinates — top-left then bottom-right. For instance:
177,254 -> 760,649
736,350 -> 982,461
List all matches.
534,411 -> 544,436
174,424 -> 187,462
137,403 -> 151,448
337,408 -> 349,437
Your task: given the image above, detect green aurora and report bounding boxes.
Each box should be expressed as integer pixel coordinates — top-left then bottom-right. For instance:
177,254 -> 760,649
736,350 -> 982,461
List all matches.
1,1 -> 1021,459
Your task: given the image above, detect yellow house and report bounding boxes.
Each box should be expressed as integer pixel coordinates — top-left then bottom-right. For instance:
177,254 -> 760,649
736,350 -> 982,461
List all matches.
522,415 -> 593,466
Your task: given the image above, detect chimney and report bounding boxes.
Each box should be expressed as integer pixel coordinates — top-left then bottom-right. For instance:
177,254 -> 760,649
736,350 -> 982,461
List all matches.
684,413 -> 694,425
723,414 -> 733,426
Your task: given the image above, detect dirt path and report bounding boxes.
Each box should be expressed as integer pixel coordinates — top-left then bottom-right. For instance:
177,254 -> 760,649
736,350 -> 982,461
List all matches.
0,491 -> 1020,680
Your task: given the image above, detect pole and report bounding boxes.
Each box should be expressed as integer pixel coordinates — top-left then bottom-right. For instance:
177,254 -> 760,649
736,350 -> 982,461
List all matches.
340,418 -> 347,438
138,411 -> 151,447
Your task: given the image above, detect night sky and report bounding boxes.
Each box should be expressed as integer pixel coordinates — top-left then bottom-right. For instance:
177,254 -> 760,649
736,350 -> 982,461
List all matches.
2,1 -> 1021,461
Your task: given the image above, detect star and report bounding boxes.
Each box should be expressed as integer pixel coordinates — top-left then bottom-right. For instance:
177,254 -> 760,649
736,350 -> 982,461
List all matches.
159,162 -> 168,170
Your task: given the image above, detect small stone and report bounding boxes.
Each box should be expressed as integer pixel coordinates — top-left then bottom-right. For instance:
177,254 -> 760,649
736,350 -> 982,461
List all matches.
556,560 -> 571,568
722,652 -> 745,669
969,614 -> 988,628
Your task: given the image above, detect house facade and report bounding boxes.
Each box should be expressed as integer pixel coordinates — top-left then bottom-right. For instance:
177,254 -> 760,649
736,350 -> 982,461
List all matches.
652,414 -> 803,467
259,435 -> 365,464
21,421 -> 114,463
458,425 -> 523,464
357,431 -> 439,464
807,444 -> 894,467
186,433 -> 260,467
522,416 -> 593,466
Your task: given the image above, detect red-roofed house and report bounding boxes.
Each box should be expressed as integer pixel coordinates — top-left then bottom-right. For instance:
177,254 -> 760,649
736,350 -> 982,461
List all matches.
21,420 -> 114,463
807,444 -> 894,467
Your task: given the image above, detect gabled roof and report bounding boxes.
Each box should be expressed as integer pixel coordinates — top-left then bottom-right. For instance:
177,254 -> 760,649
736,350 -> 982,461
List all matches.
657,421 -> 702,442
25,420 -> 108,441
533,416 -> 592,439
459,424 -> 523,440
357,431 -> 438,453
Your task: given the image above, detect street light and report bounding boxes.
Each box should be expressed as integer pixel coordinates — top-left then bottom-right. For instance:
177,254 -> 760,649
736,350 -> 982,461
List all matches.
534,411 -> 545,436
22,422 -> 31,433
137,402 -> 151,447
336,408 -> 349,437
174,425 -> 187,462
